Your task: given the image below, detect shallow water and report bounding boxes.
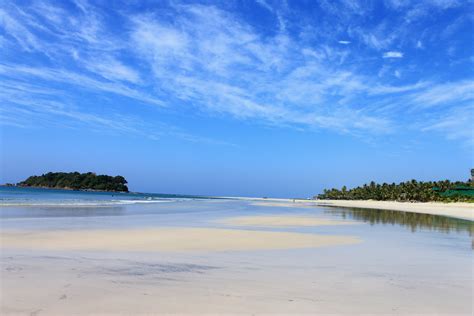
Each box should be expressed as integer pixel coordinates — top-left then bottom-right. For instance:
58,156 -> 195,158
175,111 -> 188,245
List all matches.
1,188 -> 473,314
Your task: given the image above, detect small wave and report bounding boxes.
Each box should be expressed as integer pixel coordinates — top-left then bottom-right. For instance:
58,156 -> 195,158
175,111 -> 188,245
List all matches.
0,199 -> 175,207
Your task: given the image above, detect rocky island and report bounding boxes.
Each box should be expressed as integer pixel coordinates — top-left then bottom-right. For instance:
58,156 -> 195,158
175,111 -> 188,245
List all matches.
17,172 -> 129,192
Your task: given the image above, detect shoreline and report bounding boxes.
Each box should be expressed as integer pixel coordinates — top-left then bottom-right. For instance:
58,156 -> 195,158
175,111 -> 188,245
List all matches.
223,197 -> 473,221
314,200 -> 473,221
2,188 -> 472,221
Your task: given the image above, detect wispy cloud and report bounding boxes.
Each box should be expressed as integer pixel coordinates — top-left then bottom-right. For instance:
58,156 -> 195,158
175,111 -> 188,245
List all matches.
125,4 -> 399,134
0,64 -> 162,106
0,78 -> 233,145
411,80 -> 474,107
0,0 -> 472,147
255,0 -> 273,12
0,8 -> 42,52
81,56 -> 142,83
383,51 -> 404,58
421,105 -> 474,146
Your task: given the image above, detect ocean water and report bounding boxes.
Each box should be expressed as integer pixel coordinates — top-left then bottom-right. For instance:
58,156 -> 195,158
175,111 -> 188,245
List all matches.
0,186 -> 215,206
1,187 -> 473,314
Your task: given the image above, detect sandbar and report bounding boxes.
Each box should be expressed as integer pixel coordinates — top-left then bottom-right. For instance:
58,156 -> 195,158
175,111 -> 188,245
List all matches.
0,227 -> 361,252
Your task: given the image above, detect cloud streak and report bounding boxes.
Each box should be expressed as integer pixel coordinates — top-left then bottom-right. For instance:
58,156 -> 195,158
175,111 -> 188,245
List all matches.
383,51 -> 404,58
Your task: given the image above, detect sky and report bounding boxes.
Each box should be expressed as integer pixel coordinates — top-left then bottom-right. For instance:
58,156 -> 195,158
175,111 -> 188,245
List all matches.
0,0 -> 473,197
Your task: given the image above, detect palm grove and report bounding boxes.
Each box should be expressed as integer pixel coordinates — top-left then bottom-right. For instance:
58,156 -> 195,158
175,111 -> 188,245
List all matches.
316,177 -> 474,202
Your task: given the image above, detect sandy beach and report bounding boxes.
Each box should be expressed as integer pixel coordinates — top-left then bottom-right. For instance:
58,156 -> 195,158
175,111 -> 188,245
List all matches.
225,197 -> 474,221
1,198 -> 472,315
314,200 -> 474,221
3,247 -> 470,315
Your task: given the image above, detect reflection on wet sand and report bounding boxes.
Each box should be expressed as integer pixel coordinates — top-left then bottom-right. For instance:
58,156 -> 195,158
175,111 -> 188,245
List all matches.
326,207 -> 474,235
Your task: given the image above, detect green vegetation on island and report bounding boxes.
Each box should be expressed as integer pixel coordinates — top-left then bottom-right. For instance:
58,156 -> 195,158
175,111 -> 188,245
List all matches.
17,172 -> 129,192
316,178 -> 474,202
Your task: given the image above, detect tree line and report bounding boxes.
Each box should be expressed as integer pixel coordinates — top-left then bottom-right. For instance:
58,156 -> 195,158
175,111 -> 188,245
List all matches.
316,179 -> 474,202
17,172 -> 129,192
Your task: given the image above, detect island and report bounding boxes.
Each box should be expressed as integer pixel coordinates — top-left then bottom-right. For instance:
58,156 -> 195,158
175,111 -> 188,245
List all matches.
17,172 -> 129,192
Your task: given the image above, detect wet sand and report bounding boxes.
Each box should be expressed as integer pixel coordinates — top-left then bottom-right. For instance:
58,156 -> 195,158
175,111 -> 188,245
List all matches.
218,215 -> 357,227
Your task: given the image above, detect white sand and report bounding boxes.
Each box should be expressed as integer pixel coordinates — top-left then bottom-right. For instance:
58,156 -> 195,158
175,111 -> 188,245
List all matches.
314,200 -> 474,221
234,197 -> 474,221
0,227 -> 361,252
2,246 -> 471,315
218,215 -> 357,227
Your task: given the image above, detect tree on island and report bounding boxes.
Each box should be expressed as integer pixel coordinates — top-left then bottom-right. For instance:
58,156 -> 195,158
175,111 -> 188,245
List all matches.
17,172 -> 129,192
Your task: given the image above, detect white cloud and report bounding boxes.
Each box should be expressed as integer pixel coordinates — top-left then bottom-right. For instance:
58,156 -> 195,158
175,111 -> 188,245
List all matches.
125,5 -> 397,134
369,81 -> 429,94
0,79 -> 232,145
349,22 -> 399,51
83,56 -> 141,83
0,64 -> 163,106
411,80 -> 474,107
422,105 -> 473,145
0,0 -> 472,145
255,0 -> 273,12
0,9 -> 42,52
383,51 -> 403,58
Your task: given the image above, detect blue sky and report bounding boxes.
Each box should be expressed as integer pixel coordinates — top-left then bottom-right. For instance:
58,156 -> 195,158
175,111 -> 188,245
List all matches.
1,0 -> 473,197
